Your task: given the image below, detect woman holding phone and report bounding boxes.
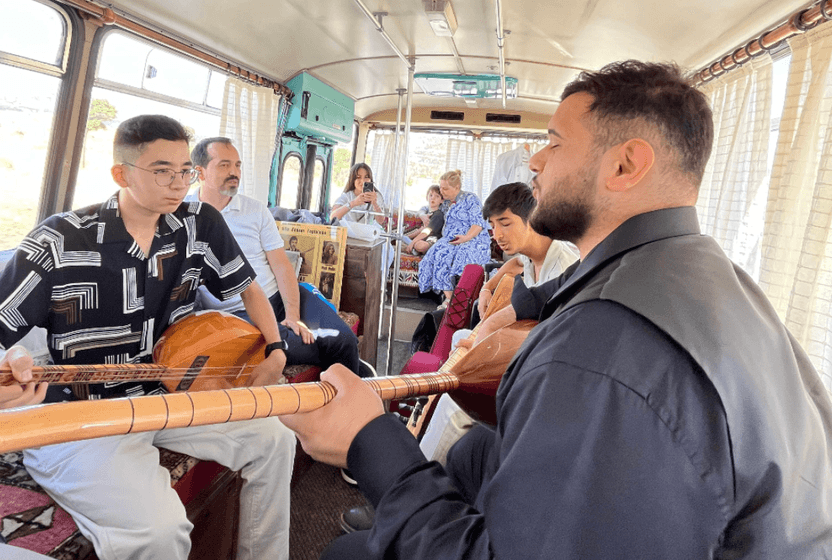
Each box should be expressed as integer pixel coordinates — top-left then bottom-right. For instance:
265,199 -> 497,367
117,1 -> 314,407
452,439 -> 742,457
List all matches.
331,163 -> 386,226
417,170 -> 491,306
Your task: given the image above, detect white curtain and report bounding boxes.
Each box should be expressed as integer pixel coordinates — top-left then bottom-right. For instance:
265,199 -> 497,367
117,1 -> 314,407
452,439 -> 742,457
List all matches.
445,137 -> 546,200
219,77 -> 281,203
758,24 -> 832,392
368,130 -> 399,208
698,57 -> 774,276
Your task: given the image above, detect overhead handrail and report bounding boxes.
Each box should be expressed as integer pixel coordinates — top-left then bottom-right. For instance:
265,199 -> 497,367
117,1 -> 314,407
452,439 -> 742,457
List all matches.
352,0 -> 415,71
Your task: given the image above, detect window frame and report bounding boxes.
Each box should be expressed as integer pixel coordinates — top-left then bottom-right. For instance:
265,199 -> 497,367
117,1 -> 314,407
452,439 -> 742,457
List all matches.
308,155 -> 327,213
90,28 -> 223,117
0,0 -> 71,76
278,152 -> 304,209
0,0 -> 82,223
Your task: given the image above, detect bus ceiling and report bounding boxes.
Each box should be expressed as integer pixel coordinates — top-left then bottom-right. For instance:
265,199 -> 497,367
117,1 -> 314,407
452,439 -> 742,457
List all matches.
57,0 -> 817,121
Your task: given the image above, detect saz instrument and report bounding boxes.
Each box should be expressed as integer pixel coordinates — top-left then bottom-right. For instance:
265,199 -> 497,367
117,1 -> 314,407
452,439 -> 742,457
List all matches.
405,273 -> 519,437
0,311 -> 268,393
0,309 -> 535,455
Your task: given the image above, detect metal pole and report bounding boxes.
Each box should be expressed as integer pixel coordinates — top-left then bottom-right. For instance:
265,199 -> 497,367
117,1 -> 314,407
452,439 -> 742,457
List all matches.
352,0 -> 412,69
377,89 -> 405,375
495,0 -> 507,108
386,64 -> 415,375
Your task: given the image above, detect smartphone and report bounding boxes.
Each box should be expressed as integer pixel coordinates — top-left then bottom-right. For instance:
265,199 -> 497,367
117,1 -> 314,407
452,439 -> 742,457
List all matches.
363,181 -> 375,193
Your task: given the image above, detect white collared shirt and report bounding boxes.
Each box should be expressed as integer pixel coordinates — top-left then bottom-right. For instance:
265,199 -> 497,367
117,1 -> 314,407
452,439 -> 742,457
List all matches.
184,189 -> 284,313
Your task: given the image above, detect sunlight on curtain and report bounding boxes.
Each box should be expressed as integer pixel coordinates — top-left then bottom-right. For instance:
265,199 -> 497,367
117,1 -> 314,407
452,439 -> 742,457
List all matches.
758,25 -> 832,391
219,77 -> 281,203
369,130 -> 398,207
698,57 -> 773,277
445,138 -> 546,200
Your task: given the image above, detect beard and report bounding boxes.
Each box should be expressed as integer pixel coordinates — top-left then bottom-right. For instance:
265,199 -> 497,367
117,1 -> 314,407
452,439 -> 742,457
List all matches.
219,175 -> 239,197
529,168 -> 595,244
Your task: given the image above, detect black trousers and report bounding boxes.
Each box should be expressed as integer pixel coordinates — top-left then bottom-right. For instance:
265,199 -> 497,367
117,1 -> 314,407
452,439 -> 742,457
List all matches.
320,424 -> 495,558
234,289 -> 361,375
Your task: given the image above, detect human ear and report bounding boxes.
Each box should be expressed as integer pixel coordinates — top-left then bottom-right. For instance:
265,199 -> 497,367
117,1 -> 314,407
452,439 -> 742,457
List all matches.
196,166 -> 207,182
605,139 -> 655,192
111,164 -> 129,188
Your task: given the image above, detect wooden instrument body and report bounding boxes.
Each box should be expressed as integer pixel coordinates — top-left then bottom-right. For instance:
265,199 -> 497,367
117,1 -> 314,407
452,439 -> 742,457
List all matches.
0,312 -> 266,393
152,311 -> 266,392
407,273 -> 534,434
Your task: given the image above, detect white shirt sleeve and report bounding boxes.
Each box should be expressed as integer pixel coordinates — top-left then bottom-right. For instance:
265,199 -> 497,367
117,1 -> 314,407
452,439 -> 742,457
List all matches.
259,205 -> 284,251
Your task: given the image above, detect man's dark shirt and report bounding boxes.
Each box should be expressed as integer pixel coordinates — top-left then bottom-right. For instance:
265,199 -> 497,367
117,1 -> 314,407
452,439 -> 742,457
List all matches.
345,207 -> 831,559
0,193 -> 255,402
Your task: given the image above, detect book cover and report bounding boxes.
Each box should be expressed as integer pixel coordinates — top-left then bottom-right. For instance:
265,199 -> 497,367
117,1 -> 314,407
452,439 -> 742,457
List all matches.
276,222 -> 347,309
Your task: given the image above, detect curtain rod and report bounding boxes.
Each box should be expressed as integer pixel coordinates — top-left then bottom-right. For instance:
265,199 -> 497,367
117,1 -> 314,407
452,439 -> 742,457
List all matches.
694,0 -> 831,85
60,0 -> 293,98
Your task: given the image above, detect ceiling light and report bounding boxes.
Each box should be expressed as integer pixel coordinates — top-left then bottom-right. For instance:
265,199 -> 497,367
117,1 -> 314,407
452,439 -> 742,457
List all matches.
415,73 -> 518,100
424,0 -> 458,37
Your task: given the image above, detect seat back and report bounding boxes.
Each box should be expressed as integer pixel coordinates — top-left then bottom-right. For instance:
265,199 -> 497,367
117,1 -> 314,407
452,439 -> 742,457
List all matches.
429,264 -> 485,362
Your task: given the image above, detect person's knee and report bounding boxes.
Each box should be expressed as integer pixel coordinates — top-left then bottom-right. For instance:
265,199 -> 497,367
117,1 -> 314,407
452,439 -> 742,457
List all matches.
102,502 -> 191,559
144,512 -> 192,555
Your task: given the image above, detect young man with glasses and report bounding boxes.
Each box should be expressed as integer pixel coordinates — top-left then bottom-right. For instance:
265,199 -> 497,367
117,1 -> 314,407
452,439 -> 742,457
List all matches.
0,115 -> 295,560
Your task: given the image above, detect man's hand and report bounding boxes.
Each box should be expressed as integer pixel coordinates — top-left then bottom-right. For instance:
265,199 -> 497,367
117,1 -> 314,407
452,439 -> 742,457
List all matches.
282,318 -> 314,345
248,349 -> 288,387
0,345 -> 47,409
279,364 -> 384,468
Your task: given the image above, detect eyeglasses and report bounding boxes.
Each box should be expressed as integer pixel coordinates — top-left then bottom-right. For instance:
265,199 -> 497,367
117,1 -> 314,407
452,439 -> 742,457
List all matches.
122,163 -> 199,187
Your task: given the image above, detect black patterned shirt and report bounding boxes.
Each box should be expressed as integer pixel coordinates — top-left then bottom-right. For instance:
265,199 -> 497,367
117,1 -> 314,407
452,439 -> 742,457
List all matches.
0,193 -> 255,402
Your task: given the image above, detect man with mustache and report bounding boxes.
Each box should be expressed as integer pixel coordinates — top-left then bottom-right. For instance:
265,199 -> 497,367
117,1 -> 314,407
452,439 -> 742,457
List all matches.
187,137 -> 361,375
279,61 -> 832,559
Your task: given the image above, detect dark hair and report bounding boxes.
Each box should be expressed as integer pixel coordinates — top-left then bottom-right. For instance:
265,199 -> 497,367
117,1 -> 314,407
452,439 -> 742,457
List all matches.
191,137 -> 234,168
427,184 -> 441,197
344,163 -> 374,193
483,182 -> 536,222
289,236 -> 298,243
114,115 -> 191,163
561,60 -> 713,184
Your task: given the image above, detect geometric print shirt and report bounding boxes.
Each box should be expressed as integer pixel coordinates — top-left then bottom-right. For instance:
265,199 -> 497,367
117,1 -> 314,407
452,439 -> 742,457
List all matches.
0,192 -> 255,402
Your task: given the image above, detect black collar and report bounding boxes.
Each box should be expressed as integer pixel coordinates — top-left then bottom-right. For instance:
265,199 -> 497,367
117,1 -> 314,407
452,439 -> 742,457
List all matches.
542,206 -> 701,319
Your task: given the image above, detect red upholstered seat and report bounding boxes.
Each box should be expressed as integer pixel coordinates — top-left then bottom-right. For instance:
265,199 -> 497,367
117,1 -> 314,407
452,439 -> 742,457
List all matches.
399,264 -> 485,377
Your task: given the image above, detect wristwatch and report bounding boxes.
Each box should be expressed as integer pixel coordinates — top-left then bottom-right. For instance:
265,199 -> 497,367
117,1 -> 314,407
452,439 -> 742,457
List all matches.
264,339 -> 289,358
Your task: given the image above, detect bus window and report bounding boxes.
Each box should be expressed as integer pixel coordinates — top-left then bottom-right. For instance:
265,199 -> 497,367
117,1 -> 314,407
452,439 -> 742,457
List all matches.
279,154 -> 302,209
73,31 -> 225,209
309,157 -> 326,212
329,122 -> 357,208
0,0 -> 69,250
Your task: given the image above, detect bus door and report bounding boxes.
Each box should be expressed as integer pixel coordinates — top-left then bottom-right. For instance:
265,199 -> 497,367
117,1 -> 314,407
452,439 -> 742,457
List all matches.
271,136 -> 333,215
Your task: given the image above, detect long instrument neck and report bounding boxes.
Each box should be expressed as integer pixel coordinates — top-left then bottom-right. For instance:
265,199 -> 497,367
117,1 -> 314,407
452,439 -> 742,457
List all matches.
0,371 -> 461,453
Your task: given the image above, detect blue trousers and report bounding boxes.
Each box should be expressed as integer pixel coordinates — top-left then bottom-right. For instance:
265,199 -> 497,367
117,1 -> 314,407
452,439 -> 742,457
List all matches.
234,289 -> 360,375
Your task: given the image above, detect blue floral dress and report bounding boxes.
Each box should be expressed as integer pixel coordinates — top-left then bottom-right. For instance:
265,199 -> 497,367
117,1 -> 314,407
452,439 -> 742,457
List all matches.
418,191 -> 491,293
